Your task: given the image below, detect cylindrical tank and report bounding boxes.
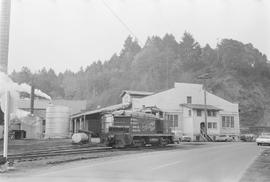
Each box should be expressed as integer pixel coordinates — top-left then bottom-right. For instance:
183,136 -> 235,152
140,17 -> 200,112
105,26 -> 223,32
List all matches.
72,133 -> 89,144
45,105 -> 70,139
0,125 -> 3,139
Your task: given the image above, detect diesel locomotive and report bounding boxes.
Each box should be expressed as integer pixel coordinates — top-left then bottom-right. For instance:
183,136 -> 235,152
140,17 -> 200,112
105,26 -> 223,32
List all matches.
104,110 -> 174,148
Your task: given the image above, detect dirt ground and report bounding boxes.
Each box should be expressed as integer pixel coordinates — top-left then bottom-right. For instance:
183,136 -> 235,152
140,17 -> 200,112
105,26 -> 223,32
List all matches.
240,146 -> 270,182
1,142 -> 210,175
0,138 -> 103,154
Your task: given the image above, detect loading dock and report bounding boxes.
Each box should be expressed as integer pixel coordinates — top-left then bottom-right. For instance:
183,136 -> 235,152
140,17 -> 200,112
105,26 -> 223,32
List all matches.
70,103 -> 130,137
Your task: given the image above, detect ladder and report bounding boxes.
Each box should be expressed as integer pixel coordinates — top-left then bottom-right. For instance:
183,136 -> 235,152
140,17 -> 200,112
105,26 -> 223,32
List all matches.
200,129 -> 213,142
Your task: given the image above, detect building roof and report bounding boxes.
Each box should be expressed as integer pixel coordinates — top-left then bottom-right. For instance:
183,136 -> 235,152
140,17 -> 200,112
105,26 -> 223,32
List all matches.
180,104 -> 222,111
72,103 -> 131,118
18,99 -> 87,115
120,90 -> 154,98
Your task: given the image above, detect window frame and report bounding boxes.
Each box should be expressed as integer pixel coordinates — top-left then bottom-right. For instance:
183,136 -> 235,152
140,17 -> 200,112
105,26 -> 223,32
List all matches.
187,96 -> 192,104
165,113 -> 179,127
197,109 -> 202,117
221,116 -> 235,128
188,110 -> 192,117
208,122 -> 212,129
173,115 -> 178,127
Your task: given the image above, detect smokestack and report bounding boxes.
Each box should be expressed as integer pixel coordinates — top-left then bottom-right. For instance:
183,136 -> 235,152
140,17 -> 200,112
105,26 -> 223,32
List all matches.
30,85 -> 35,115
0,0 -> 11,73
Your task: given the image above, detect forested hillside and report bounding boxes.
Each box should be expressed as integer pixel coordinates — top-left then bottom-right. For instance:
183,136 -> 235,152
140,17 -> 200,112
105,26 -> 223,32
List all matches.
10,32 -> 270,127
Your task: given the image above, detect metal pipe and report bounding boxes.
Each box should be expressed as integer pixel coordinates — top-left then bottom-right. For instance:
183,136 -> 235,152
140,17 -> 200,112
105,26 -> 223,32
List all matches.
3,91 -> 10,158
0,0 -> 11,73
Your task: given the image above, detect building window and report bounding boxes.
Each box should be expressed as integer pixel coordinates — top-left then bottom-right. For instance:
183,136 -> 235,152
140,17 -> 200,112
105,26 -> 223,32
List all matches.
226,116 -> 230,127
173,115 -> 178,127
231,116 -> 234,128
208,122 -> 217,129
187,96 -> 192,104
207,110 -> 217,117
222,116 -> 226,127
222,116 -> 235,128
208,122 -> 212,129
207,111 -> 212,116
197,109 -> 202,116
188,110 -> 192,116
169,115 -> 173,122
165,113 -> 178,127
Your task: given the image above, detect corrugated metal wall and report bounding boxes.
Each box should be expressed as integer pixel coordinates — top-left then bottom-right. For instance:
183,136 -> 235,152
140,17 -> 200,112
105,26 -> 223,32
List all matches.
0,0 -> 11,73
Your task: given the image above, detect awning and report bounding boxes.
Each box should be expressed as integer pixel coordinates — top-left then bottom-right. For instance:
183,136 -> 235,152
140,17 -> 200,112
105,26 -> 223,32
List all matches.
71,103 -> 131,118
180,103 -> 222,111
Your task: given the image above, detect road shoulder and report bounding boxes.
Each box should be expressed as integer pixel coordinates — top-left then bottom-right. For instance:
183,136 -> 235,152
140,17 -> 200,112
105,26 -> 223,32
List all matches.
240,147 -> 270,182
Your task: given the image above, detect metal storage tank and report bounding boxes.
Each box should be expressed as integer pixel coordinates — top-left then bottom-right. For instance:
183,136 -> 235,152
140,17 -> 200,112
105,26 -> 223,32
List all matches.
45,105 -> 70,139
72,133 -> 89,144
0,125 -> 3,139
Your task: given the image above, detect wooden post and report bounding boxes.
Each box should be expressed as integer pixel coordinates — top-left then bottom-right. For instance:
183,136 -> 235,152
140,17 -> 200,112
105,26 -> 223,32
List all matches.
83,115 -> 86,130
204,84 -> 208,135
74,119 -> 77,133
79,117 -> 82,130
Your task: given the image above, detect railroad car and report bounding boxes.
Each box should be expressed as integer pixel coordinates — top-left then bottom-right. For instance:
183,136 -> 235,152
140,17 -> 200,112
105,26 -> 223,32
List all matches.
105,110 -> 174,148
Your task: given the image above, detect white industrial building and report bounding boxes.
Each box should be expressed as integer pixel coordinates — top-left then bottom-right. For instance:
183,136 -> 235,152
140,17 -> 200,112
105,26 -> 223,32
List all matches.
71,82 -> 240,141
124,83 -> 240,141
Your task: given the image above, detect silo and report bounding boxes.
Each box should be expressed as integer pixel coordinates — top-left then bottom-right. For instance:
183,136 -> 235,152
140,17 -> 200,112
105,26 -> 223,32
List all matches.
45,105 -> 70,139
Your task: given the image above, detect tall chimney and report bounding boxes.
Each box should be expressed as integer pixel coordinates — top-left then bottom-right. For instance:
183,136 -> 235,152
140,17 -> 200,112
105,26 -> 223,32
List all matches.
0,0 -> 11,73
30,85 -> 35,115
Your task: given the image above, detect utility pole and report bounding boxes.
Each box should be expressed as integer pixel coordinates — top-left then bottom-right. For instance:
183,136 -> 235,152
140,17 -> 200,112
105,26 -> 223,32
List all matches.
203,79 -> 207,134
166,58 -> 169,89
197,73 -> 212,135
0,0 -> 11,171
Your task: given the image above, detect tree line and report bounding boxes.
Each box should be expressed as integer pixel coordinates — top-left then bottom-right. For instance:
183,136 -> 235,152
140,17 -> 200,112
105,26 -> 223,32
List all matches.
10,32 -> 270,127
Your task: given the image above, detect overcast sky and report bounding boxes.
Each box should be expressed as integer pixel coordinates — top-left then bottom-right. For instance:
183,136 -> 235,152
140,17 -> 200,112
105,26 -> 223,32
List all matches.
7,0 -> 270,73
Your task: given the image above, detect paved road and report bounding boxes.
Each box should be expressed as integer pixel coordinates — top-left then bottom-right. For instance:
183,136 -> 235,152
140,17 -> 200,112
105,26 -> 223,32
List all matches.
3,143 -> 261,182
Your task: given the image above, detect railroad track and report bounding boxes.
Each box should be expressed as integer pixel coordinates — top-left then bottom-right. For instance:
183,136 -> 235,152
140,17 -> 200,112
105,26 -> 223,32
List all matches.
7,146 -> 113,160
5,145 -> 176,161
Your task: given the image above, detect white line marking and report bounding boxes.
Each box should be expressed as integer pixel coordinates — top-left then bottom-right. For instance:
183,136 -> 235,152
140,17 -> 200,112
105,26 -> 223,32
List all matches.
150,160 -> 183,171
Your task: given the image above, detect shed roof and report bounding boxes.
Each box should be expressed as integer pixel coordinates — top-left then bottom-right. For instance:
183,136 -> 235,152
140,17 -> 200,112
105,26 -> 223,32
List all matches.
120,90 -> 154,98
72,103 -> 131,118
180,104 -> 222,111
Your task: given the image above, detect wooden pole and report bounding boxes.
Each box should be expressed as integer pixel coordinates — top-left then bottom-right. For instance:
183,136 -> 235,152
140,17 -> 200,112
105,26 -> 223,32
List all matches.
3,91 -> 10,158
203,80 -> 208,135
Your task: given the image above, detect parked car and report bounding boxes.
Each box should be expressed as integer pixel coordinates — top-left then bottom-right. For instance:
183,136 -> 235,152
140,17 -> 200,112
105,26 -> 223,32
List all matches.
181,136 -> 192,142
240,134 -> 256,142
256,135 -> 270,146
215,135 -> 234,142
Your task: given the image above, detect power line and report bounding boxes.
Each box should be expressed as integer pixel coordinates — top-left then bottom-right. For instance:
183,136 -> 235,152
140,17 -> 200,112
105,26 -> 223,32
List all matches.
101,0 -> 141,45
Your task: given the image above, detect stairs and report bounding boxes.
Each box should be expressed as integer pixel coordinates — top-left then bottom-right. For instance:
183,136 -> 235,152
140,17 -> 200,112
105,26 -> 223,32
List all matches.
200,129 -> 213,142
